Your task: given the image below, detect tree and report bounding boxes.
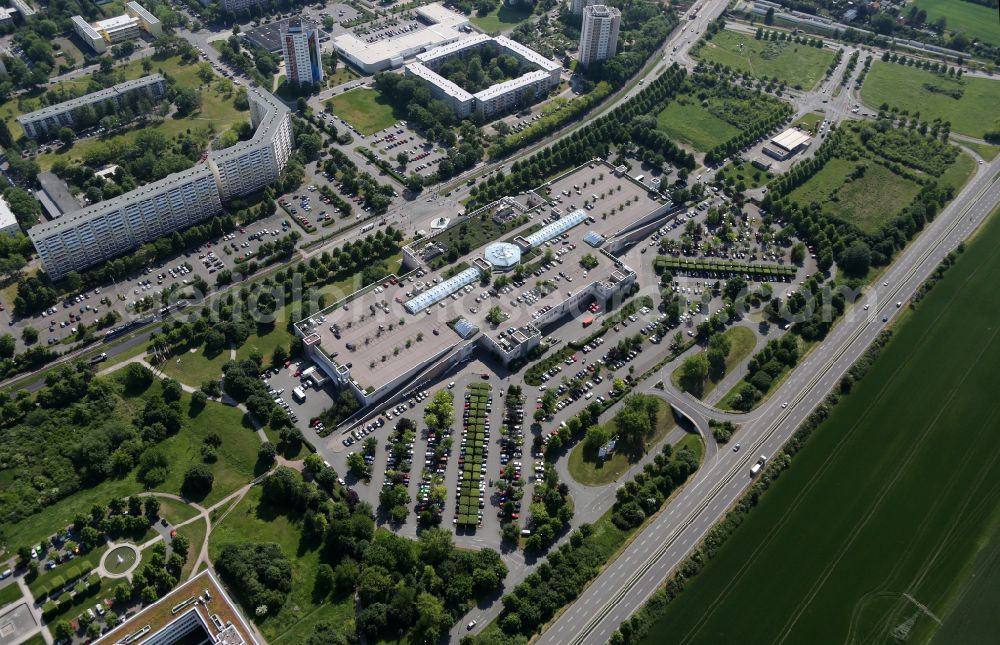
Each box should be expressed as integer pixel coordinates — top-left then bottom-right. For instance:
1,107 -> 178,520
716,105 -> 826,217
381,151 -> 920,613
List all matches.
53,622 -> 73,641
678,353 -> 709,395
171,534 -> 189,559
161,378 -> 182,402
58,127 -> 75,147
144,497 -> 161,518
584,424 -> 611,454
840,240 -> 871,277
396,151 -> 410,167
21,326 -> 37,344
315,563 -> 335,596
182,464 -> 214,498
486,306 -> 504,325
174,87 -> 202,116
258,441 -> 276,467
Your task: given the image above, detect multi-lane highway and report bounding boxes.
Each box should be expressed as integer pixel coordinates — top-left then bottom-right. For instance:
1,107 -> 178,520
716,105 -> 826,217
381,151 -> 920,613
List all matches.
538,156 -> 1000,644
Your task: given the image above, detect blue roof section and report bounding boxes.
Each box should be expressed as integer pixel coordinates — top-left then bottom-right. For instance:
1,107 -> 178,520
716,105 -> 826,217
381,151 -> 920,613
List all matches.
484,242 -> 521,268
522,209 -> 588,249
404,267 -> 480,314
583,231 -> 605,247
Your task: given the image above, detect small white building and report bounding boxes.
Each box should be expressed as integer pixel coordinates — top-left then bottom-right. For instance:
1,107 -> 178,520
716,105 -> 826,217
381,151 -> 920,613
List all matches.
764,128 -> 811,161
0,196 -> 21,237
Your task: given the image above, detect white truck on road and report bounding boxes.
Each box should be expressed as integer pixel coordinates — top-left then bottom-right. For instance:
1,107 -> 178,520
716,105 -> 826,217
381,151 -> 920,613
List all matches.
750,455 -> 767,476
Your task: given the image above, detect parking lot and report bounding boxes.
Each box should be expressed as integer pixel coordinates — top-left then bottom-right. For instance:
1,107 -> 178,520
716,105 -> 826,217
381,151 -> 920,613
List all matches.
367,122 -> 446,179
349,16 -> 423,45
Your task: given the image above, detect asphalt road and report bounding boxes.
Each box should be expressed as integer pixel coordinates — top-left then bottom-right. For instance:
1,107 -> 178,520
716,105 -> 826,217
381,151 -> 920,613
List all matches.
536,156 -> 1000,644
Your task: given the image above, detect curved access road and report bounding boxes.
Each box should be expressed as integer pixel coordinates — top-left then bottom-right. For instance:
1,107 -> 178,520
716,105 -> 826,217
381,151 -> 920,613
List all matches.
537,158 -> 1000,645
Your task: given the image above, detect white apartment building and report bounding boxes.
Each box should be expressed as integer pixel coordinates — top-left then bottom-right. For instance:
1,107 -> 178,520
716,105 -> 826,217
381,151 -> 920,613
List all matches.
29,89 -> 293,278
72,3 -> 160,53
281,18 -> 324,86
405,35 -> 561,118
0,196 -> 20,237
17,75 -> 167,140
569,0 -> 598,15
579,4 -> 621,67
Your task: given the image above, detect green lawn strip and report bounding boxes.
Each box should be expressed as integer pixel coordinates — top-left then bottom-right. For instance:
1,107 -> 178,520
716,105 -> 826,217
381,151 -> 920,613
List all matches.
0,581 -> 25,608
912,0 -> 1000,46
18,635 -> 45,645
959,140 -> 1000,162
860,62 -> 1000,139
715,159 -> 772,189
671,327 -> 757,399
636,206 -> 1000,644
469,3 -> 533,33
174,518 -> 206,581
694,29 -> 834,89
156,497 -> 200,526
717,337 -> 811,412
28,544 -> 108,601
938,150 -> 978,193
568,397 -> 677,487
263,426 -> 308,460
328,88 -> 403,135
655,98 -> 740,152
792,111 -> 824,133
208,485 -> 353,641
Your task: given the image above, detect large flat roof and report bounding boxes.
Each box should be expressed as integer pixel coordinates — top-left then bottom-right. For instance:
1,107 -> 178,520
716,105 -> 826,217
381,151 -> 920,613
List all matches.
17,75 -> 164,124
301,161 -> 667,394
771,128 -> 811,151
0,196 -> 17,230
333,2 -> 468,70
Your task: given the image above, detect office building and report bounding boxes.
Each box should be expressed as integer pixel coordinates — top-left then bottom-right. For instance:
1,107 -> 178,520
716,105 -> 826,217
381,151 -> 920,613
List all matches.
29,88 -> 293,278
96,569 -> 258,645
578,4 -> 620,67
281,18 -> 324,86
17,75 -> 167,140
72,3 -> 160,53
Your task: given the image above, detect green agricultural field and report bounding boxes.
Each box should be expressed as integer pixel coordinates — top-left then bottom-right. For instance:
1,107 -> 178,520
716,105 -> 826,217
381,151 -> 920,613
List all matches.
329,88 -> 403,135
786,157 -> 922,234
208,485 -> 355,642
638,204 -> 1000,645
913,0 -> 1000,46
656,99 -> 740,152
860,62 -> 1000,139
470,3 -> 533,33
694,29 -> 834,89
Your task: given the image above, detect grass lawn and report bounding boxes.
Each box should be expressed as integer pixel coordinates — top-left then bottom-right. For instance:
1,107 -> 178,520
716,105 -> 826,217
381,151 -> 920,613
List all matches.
174,517 -> 206,581
326,65 -> 360,86
469,3 -> 533,33
316,252 -> 403,302
0,581 -> 24,608
208,485 -> 355,642
154,390 -> 260,506
671,327 -> 757,399
18,635 -> 45,645
793,111 -> 824,133
786,157 -> 921,234
638,203 -> 1000,645
695,29 -> 834,89
329,88 -> 403,135
913,0 -> 1000,46
159,346 -> 230,387
656,98 -> 740,152
860,62 -> 1000,139
961,140 -> 1000,162
715,160 -> 772,189
2,55 -> 244,169
568,397 -> 677,487
156,497 -> 200,525
938,150 -> 977,194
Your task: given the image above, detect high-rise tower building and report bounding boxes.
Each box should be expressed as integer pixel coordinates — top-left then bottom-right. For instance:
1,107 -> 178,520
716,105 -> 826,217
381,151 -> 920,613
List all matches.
578,5 -> 621,67
282,18 -> 324,86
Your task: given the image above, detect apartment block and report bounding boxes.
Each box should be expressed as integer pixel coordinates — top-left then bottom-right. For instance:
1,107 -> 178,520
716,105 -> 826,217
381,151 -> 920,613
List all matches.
72,2 -> 161,53
579,4 -> 621,67
16,75 -> 167,140
281,18 -> 324,85
28,88 -> 293,278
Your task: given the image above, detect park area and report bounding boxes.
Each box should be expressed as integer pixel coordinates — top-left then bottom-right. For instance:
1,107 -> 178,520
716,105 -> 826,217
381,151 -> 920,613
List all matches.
671,326 -> 757,400
637,204 -> 1000,645
860,62 -> 1000,140
469,3 -> 533,33
694,29 -> 834,89
328,88 -> 403,135
912,0 -> 1000,46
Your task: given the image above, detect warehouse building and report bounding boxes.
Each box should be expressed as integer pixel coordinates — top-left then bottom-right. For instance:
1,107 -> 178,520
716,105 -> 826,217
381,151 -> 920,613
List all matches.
764,127 -> 812,160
